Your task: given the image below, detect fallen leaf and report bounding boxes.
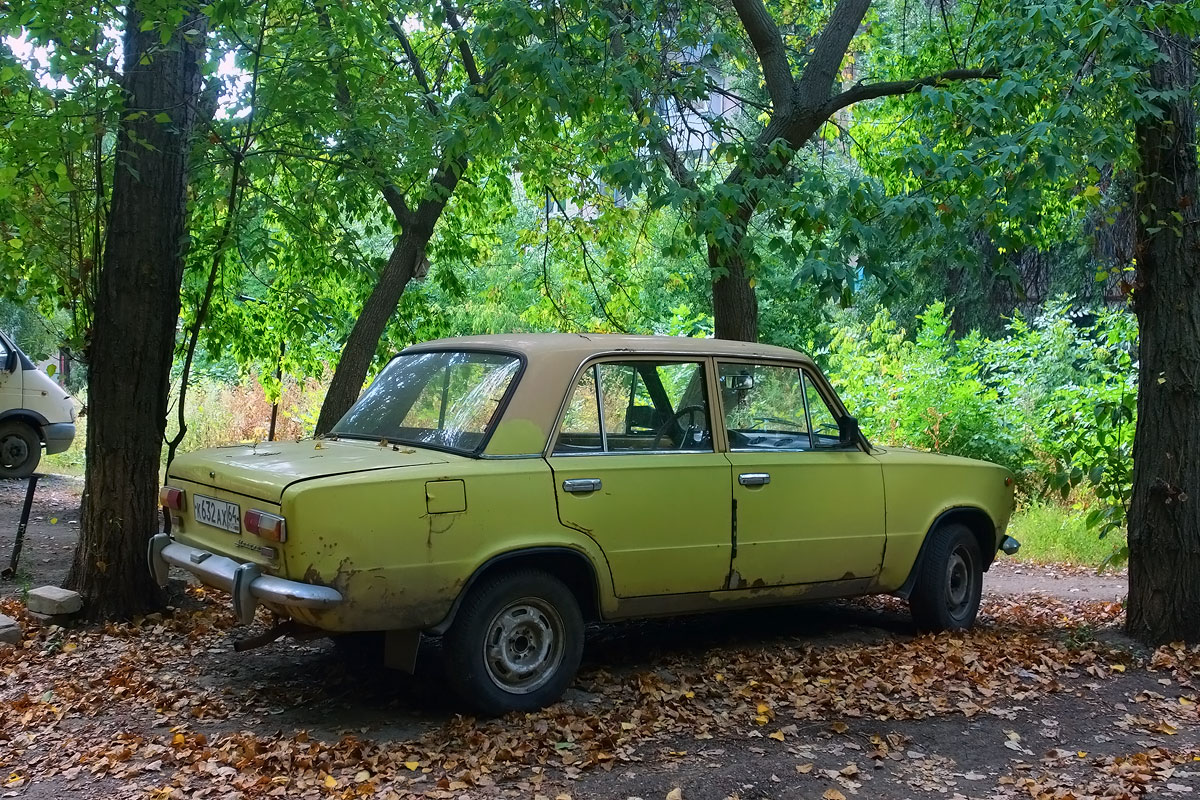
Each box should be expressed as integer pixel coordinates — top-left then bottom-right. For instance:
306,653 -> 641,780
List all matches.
797,763 -> 814,774
666,789 -> 683,800
768,731 -> 785,742
823,789 -> 847,800
830,721 -> 849,734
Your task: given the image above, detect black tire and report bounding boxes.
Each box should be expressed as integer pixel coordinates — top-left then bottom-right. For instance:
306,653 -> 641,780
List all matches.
444,569 -> 584,715
909,522 -> 984,632
0,421 -> 40,479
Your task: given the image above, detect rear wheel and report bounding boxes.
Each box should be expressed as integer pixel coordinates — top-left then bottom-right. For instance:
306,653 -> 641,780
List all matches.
909,522 -> 983,632
445,569 -> 584,715
0,421 -> 40,479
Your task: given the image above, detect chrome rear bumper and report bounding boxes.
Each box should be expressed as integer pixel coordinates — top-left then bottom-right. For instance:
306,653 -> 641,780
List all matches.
148,534 -> 342,625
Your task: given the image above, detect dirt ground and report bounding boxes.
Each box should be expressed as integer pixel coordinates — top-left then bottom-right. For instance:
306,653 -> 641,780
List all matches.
3,474 -> 1195,800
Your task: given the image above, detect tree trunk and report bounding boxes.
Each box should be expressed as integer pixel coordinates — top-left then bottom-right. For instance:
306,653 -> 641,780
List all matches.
314,234 -> 429,435
709,240 -> 759,342
65,3 -> 206,619
1126,22 -> 1200,645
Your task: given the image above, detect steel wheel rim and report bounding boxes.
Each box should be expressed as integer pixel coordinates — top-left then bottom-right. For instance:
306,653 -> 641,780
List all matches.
482,597 -> 565,695
0,434 -> 28,469
945,546 -> 975,617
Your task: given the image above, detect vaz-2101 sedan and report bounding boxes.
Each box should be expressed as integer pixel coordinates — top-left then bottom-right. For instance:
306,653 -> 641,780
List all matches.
150,334 -> 1020,713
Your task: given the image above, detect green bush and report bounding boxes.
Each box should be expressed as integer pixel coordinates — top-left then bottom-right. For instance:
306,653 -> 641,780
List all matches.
822,298 -> 1137,525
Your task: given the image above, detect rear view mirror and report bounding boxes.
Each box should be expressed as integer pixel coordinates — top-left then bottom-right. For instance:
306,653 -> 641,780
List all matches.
725,373 -> 754,391
838,416 -> 860,447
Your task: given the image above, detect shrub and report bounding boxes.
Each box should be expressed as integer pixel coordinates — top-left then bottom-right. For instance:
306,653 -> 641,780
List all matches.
822,298 -> 1137,520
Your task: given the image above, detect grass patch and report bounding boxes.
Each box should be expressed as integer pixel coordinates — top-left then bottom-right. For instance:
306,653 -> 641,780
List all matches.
1008,503 -> 1126,566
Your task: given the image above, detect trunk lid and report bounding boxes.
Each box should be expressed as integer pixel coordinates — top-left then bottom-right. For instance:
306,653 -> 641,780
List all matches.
167,438 -> 452,503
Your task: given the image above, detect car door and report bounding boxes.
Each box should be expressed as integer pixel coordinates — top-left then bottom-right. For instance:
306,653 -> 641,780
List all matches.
548,358 -> 733,597
0,334 -> 22,414
718,360 -> 885,587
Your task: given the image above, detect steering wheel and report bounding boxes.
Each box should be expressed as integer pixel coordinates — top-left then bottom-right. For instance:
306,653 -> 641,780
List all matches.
749,415 -> 808,431
652,405 -> 707,450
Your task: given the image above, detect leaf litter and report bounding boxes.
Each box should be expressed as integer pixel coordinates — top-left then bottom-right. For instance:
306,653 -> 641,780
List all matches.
0,591 -> 1196,798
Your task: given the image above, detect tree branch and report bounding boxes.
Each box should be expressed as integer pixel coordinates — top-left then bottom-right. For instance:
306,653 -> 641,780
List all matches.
387,16 -> 441,115
822,67 -> 997,115
440,0 -> 483,86
796,0 -> 872,107
381,183 -> 412,222
731,0 -> 795,114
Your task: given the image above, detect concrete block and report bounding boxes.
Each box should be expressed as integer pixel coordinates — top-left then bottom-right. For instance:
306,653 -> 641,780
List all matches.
0,613 -> 20,644
26,586 -> 83,616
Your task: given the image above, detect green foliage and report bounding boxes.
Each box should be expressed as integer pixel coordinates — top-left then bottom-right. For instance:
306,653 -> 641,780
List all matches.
1007,503 -> 1127,566
823,299 -> 1136,514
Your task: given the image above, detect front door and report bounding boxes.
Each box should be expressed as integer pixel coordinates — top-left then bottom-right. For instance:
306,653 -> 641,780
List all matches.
549,358 -> 732,597
717,361 -> 885,587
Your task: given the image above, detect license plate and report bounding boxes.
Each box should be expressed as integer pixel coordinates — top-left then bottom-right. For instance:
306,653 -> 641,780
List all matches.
192,494 -> 241,534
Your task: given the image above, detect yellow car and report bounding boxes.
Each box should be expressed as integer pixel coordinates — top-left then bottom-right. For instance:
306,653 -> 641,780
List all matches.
150,334 -> 1018,713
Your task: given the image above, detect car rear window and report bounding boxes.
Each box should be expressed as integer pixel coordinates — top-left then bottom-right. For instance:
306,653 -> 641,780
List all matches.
331,351 -> 521,454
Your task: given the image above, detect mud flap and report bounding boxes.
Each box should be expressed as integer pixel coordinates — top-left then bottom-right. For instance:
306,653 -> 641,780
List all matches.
384,630 -> 422,673
232,562 -> 262,625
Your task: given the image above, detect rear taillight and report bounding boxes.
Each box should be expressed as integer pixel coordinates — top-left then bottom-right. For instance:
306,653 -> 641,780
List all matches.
245,509 -> 287,543
159,486 -> 184,511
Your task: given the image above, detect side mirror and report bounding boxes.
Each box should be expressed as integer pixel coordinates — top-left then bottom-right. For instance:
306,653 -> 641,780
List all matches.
838,416 -> 861,447
2,351 -> 14,373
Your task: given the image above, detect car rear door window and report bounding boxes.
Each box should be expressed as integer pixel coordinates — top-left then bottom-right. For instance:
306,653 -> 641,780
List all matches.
553,360 -> 713,453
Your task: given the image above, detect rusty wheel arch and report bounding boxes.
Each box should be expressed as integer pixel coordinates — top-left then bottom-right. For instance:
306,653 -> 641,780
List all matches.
893,507 -> 998,601
427,547 -> 602,635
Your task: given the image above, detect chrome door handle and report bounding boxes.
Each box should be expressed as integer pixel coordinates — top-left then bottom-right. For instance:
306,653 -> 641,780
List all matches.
562,478 -> 602,493
738,472 -> 771,486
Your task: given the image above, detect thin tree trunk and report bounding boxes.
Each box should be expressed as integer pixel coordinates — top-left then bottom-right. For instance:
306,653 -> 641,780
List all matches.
709,239 -> 759,342
65,3 -> 206,619
314,234 -> 429,435
1127,21 -> 1200,645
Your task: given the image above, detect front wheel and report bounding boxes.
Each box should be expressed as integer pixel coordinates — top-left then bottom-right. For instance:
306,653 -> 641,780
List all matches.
444,569 -> 584,715
0,421 -> 40,479
909,523 -> 984,632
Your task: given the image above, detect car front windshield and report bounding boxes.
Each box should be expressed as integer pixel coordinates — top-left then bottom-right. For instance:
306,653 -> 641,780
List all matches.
331,351 -> 521,453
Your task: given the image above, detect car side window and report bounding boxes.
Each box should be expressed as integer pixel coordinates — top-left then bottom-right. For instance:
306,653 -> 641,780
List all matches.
719,363 -> 813,451
804,373 -> 842,448
553,360 -> 713,453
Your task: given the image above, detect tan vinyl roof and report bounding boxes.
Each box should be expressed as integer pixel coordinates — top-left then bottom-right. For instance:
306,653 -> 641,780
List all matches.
406,333 -> 814,364
402,334 -> 817,456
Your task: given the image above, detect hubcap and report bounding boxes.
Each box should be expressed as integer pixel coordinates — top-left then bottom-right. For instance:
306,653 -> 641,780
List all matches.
945,547 -> 975,617
0,434 -> 28,469
483,597 -> 565,695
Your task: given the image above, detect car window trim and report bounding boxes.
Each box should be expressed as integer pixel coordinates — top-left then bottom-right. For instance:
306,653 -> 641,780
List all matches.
547,354 -> 718,457
715,357 -> 869,454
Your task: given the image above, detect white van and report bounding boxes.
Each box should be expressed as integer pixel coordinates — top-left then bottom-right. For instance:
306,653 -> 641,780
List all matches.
0,330 -> 76,478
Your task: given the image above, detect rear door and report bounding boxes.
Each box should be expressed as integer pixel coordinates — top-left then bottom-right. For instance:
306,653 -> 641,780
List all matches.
717,360 -> 885,587
549,358 -> 732,597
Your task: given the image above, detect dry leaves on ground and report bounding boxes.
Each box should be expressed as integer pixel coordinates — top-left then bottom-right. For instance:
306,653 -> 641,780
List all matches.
0,590 -> 1192,798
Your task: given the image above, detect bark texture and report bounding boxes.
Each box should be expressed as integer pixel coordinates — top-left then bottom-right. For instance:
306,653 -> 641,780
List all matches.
1127,23 -> 1200,645
66,3 -> 206,618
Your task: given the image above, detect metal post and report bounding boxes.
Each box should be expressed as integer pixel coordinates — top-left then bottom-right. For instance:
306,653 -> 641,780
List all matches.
2,473 -> 40,580
268,341 -> 285,442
